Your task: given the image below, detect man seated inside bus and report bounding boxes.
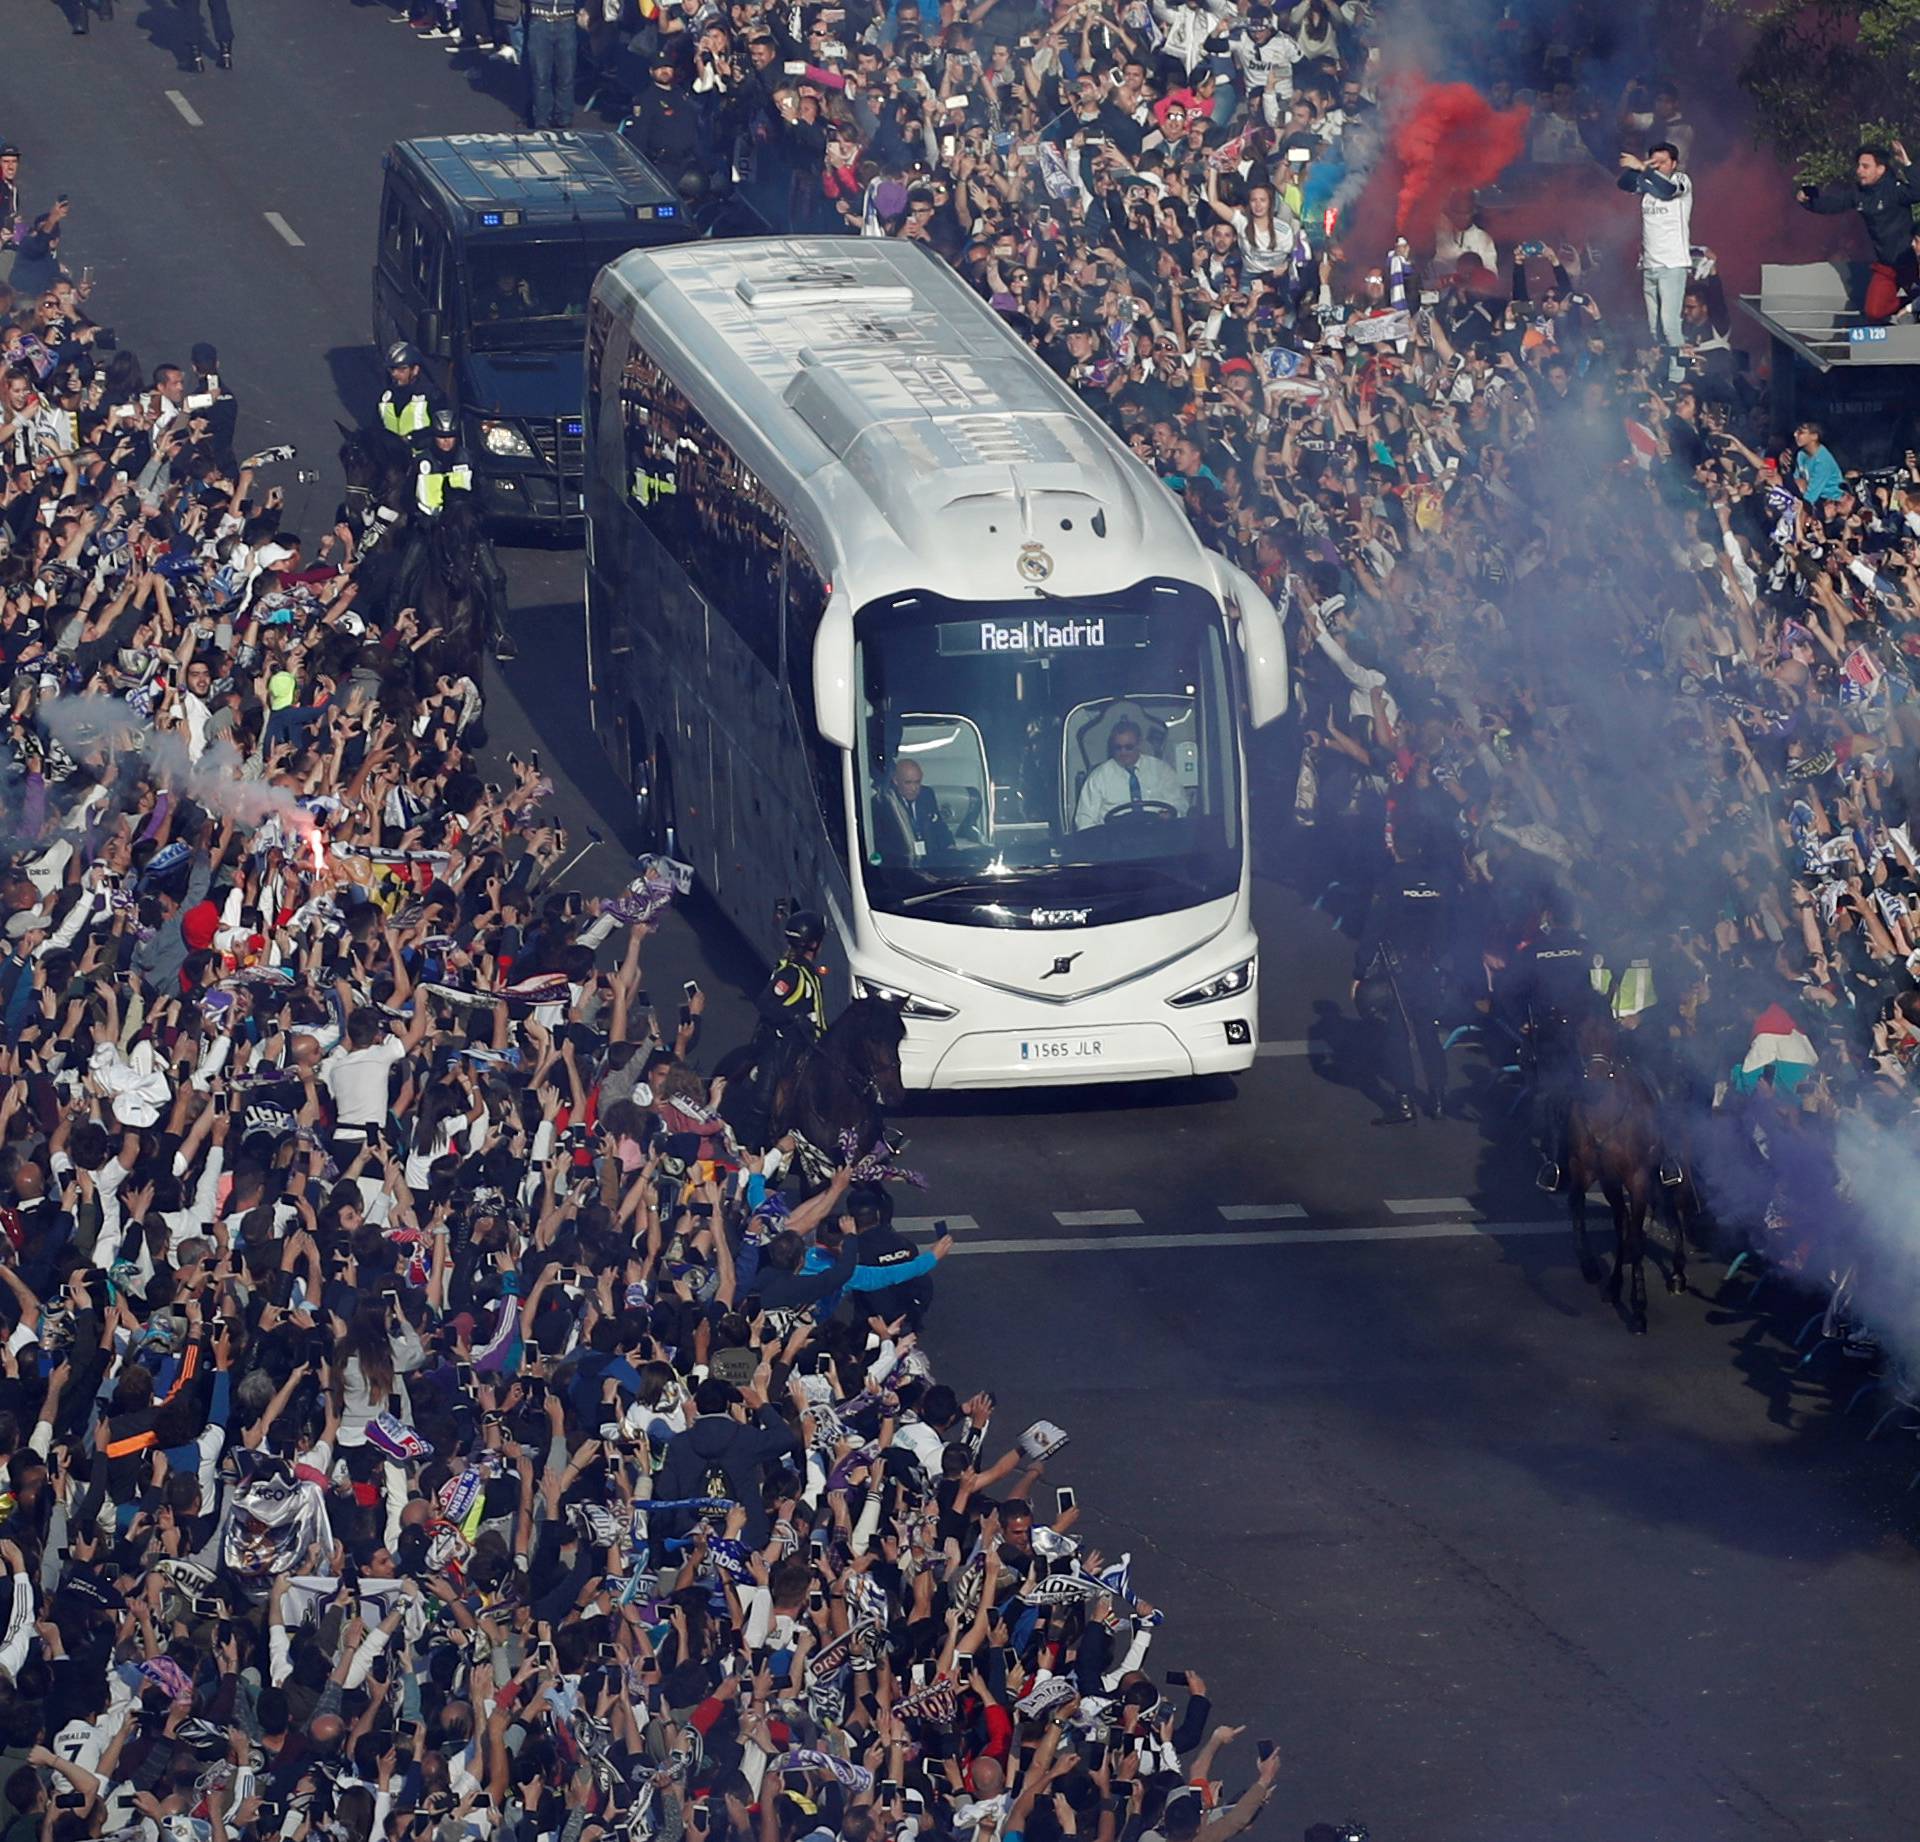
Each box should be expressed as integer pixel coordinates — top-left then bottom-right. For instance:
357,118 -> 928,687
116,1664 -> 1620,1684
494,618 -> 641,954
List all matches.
882,757 -> 953,862
1073,719 -> 1189,829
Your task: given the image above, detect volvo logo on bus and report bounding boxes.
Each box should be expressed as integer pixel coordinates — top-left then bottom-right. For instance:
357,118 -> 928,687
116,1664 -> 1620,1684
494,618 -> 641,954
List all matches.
1029,908 -> 1090,927
1017,543 -> 1054,583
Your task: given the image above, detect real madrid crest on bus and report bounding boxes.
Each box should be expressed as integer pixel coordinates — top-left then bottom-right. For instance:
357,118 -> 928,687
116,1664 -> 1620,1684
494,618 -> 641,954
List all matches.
1017,543 -> 1053,583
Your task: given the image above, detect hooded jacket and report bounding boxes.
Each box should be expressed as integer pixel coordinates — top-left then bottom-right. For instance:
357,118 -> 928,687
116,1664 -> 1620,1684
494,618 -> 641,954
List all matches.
653,1406 -> 801,1544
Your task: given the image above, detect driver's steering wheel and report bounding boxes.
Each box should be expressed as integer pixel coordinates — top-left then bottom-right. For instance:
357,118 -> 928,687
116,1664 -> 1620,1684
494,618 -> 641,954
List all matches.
1104,799 -> 1180,824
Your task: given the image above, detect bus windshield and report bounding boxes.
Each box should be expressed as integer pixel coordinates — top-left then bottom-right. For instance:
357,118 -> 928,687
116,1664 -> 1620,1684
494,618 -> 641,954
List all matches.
468,240 -> 647,346
854,579 -> 1241,927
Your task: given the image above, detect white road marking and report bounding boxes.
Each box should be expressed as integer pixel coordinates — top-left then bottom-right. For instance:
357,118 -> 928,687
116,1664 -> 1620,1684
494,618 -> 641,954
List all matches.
947,1220 -> 1572,1258
1256,1039 -> 1312,1057
1384,1196 -> 1479,1216
1053,1208 -> 1143,1227
263,212 -> 305,248
1217,1203 -> 1308,1221
896,1215 -> 979,1234
948,1221 -> 1574,1252
165,90 -> 204,128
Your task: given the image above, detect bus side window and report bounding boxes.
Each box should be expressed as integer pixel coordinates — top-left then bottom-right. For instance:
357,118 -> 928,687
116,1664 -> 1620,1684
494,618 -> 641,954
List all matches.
619,342 -> 780,672
784,538 -> 849,863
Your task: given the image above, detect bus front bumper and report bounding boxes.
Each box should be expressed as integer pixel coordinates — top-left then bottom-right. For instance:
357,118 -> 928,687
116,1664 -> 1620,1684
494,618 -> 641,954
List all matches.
904,1016 -> 1256,1090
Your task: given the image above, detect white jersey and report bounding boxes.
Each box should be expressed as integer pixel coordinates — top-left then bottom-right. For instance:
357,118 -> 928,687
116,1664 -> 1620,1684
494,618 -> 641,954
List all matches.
1640,171 -> 1693,269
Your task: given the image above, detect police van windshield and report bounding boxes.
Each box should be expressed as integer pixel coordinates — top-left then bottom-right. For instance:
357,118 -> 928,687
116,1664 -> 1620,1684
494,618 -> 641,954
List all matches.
853,580 -> 1241,927
467,239 -> 651,345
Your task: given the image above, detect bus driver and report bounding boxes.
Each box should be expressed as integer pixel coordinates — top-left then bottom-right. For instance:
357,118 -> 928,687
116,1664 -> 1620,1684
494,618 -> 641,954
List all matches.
1074,720 -> 1188,829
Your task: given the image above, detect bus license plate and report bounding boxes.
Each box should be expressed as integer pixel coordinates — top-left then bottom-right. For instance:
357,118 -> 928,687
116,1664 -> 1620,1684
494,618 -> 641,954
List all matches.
1021,1037 -> 1105,1063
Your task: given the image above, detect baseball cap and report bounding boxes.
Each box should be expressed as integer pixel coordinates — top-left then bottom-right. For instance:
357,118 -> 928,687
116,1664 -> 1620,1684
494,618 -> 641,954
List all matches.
4,910 -> 44,942
0,147 -> 19,161
254,541 -> 294,568
266,671 -> 298,711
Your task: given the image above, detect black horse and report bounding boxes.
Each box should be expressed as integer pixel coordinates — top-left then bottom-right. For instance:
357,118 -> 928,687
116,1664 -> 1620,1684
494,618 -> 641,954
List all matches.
388,495 -> 507,686
337,427 -> 505,684
337,422 -> 422,624
719,997 -> 907,1162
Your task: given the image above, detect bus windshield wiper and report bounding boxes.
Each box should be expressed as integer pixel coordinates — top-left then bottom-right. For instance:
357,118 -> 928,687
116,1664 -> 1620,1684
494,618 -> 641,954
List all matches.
898,876 -> 1041,911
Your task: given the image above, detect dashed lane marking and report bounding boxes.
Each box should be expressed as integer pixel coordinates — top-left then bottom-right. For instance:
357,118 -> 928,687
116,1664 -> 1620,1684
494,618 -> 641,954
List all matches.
264,212 -> 305,248
165,90 -> 204,127
895,1215 -> 980,1234
947,1220 -> 1573,1257
1256,1039 -> 1312,1057
1053,1208 -> 1144,1227
1384,1195 -> 1479,1216
1217,1203 -> 1308,1221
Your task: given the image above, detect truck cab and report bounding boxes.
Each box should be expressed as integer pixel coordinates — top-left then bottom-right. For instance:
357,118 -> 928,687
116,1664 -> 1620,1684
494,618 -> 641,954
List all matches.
374,132 -> 693,536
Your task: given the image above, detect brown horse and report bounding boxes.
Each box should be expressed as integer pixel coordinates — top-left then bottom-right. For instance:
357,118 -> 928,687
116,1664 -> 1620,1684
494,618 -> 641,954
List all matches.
1563,1012 -> 1687,1333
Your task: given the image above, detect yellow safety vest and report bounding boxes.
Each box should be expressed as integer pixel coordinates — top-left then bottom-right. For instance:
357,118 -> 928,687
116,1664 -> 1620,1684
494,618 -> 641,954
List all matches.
774,957 -> 826,1035
417,459 -> 473,513
381,388 -> 433,442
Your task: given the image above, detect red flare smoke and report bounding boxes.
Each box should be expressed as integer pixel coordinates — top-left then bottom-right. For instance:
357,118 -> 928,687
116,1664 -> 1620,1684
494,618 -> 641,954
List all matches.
1393,79 -> 1530,243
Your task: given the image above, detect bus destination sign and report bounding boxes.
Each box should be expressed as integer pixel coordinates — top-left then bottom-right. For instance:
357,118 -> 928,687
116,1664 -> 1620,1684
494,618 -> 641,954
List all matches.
938,613 -> 1147,656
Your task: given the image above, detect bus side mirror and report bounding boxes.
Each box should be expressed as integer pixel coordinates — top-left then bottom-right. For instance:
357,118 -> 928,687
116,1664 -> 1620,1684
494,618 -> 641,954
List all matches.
813,590 -> 856,751
416,310 -> 445,359
1219,561 -> 1289,727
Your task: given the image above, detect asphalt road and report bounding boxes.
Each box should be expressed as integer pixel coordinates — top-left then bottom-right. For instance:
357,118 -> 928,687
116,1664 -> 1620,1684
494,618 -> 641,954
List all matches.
10,9 -> 1920,1836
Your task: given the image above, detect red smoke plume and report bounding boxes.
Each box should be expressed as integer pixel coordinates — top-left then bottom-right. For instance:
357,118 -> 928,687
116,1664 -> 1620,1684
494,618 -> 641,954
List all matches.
1393,78 -> 1530,242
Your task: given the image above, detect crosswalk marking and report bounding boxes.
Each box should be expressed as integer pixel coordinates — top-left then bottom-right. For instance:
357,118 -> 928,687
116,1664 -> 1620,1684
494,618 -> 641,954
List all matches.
1384,1196 -> 1479,1216
947,1220 -> 1574,1257
1217,1203 -> 1308,1221
1053,1208 -> 1144,1227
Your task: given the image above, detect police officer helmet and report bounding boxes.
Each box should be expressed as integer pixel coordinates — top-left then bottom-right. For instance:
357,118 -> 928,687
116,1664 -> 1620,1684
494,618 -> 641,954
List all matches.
430,408 -> 458,438
386,341 -> 422,371
784,909 -> 826,950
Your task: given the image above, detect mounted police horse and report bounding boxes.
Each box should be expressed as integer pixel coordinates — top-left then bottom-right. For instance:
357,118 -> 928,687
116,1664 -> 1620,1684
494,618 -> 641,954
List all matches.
719,997 -> 907,1165
1560,1010 -> 1689,1334
337,422 -> 421,624
337,427 -> 502,684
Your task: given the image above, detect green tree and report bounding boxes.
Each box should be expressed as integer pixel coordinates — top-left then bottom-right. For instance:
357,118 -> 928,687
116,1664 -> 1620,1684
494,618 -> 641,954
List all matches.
1718,0 -> 1920,184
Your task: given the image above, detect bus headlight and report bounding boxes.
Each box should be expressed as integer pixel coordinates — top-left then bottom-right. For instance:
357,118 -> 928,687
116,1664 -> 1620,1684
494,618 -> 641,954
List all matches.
855,977 -> 957,1021
1168,959 -> 1255,1007
480,420 -> 535,459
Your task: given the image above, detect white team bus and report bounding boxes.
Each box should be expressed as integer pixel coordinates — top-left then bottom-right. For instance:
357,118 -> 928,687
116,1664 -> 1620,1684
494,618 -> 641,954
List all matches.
582,237 -> 1288,1089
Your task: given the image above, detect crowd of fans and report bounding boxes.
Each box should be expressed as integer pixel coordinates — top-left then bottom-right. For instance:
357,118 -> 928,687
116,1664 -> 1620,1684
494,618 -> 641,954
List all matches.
0,84 -> 1333,1842
5,0 -> 1920,1837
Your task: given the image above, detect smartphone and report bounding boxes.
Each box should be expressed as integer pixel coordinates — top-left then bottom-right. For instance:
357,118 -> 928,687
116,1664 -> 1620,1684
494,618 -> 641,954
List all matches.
954,1650 -> 974,1670
1164,1671 -> 1190,1689
941,135 -> 957,159
191,1593 -> 225,1617
945,95 -> 969,111
185,392 -> 216,412
1001,1646 -> 1019,1674
597,1641 -> 621,1660
1055,1486 -> 1075,1514
784,59 -> 806,72
879,1783 -> 901,1801
683,979 -> 700,1002
808,1586 -> 826,1611
456,1361 -> 476,1387
212,1089 -> 228,1116
557,1267 -> 580,1287
1256,1741 -> 1276,1763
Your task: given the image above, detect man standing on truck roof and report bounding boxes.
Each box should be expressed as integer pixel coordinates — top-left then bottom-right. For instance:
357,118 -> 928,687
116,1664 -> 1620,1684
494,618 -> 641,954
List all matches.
379,342 -> 443,454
